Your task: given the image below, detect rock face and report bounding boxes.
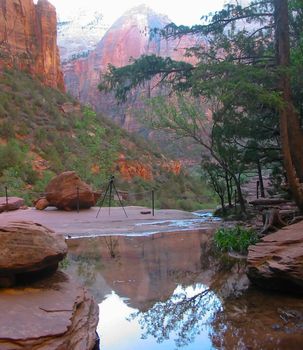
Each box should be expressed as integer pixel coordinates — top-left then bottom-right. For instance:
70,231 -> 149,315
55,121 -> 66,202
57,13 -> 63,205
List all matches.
57,9 -> 108,62
0,221 -> 67,286
117,154 -> 153,180
63,5 -> 203,131
0,196 -> 24,212
0,271 -> 99,350
0,0 -> 65,91
44,171 -> 101,210
247,221 -> 303,293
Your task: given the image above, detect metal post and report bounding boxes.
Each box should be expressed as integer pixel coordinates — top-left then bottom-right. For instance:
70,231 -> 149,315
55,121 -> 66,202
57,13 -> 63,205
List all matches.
5,186 -> 8,211
76,187 -> 80,213
152,190 -> 155,216
108,181 -> 113,216
234,190 -> 237,213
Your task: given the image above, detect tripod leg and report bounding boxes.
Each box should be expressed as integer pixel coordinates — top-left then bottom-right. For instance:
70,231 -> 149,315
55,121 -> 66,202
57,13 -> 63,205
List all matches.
96,182 -> 110,218
112,182 -> 128,218
109,182 -> 113,215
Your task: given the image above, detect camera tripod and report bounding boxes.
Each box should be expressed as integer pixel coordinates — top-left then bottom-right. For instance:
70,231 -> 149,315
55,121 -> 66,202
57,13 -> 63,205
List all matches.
96,175 -> 128,218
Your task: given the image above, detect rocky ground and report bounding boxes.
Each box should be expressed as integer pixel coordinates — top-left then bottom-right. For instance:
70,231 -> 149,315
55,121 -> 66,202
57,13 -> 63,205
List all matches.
0,206 -> 219,237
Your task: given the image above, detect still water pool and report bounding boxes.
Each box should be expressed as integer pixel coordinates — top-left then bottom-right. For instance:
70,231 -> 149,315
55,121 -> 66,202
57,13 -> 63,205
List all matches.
65,230 -> 303,350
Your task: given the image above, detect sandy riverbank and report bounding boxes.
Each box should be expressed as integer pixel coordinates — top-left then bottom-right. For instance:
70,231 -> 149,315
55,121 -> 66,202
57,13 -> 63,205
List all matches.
0,206 -> 219,237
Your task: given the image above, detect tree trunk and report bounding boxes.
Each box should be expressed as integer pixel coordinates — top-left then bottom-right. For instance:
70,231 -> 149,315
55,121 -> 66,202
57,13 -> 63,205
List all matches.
257,159 -> 265,198
219,195 -> 226,214
274,0 -> 303,211
225,171 -> 232,206
232,174 -> 246,214
261,208 -> 287,235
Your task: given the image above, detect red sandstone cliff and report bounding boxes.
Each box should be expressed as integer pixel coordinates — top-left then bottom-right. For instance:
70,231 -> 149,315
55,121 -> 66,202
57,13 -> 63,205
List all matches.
0,0 -> 64,91
63,5 -> 205,131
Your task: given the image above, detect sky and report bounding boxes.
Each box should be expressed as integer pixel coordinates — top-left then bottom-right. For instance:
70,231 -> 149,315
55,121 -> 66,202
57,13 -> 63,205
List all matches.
45,0 -> 227,26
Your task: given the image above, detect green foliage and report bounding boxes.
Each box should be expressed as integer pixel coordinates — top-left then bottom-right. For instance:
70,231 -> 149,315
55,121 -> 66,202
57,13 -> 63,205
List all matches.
0,141 -> 22,172
59,257 -> 70,269
214,225 -> 259,253
0,69 -> 215,210
99,55 -> 193,102
0,119 -> 15,138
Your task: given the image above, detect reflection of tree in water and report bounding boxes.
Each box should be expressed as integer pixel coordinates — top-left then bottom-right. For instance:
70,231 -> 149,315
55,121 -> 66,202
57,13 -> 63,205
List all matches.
67,240 -> 104,287
103,236 -> 120,259
130,242 -> 249,349
129,285 -> 221,348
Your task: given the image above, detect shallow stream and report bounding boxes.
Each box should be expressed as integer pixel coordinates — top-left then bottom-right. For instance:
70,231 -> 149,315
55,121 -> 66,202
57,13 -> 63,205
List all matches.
65,229 -> 303,350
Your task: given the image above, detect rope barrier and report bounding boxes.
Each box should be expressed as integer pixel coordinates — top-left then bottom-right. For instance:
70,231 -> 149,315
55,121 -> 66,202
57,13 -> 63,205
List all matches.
1,185 -> 156,216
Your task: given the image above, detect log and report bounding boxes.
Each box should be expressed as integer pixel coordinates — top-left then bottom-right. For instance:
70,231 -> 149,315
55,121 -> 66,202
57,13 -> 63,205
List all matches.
249,198 -> 288,206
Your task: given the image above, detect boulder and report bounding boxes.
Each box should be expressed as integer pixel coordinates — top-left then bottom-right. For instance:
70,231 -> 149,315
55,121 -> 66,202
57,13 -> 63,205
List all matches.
247,221 -> 303,293
0,197 -> 24,213
60,102 -> 81,114
35,197 -> 50,210
45,171 -> 101,210
0,271 -> 99,350
0,221 -> 67,287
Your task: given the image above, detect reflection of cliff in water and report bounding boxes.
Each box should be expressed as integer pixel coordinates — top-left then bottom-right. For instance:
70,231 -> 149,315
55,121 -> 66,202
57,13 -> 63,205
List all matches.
66,230 -> 219,309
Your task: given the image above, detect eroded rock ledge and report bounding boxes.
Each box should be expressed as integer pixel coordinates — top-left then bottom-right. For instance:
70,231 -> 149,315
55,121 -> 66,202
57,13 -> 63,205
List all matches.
0,271 -> 99,350
247,221 -> 303,294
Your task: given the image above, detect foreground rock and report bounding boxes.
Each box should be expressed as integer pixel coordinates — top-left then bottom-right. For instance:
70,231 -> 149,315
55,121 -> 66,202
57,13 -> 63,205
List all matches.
0,271 -> 99,350
0,197 -> 24,213
247,221 -> 303,293
0,221 -> 67,287
42,171 -> 100,211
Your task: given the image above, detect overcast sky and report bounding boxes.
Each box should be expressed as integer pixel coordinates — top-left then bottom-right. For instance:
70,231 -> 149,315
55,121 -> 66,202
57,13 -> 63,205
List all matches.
44,0 -> 228,26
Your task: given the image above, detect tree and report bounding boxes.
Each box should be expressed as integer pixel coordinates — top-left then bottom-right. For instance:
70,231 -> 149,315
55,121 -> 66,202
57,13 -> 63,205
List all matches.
202,160 -> 228,213
140,95 -> 249,213
274,0 -> 303,208
99,0 -> 303,211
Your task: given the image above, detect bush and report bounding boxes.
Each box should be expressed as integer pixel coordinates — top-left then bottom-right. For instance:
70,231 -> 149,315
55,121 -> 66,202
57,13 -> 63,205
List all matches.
0,120 -> 15,138
214,225 -> 259,254
0,140 -> 24,173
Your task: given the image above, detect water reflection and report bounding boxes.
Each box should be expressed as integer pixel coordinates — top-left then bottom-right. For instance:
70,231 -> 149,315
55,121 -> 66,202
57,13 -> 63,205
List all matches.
65,230 -> 303,350
98,285 -> 217,350
130,284 -> 220,348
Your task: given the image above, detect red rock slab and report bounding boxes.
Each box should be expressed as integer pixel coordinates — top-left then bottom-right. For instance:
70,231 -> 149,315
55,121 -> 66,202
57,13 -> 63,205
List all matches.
0,197 -> 24,213
0,221 -> 67,275
0,271 -> 98,350
247,221 -> 303,293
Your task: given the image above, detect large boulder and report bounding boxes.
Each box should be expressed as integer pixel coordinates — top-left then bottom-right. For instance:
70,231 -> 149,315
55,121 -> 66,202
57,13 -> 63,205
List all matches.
0,197 -> 24,213
0,271 -> 99,350
0,221 -> 67,287
44,171 -> 101,210
247,221 -> 303,294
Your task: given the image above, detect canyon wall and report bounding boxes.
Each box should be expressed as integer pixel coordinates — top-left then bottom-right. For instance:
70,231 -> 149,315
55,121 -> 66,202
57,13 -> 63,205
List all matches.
0,0 -> 64,91
62,5 -> 205,132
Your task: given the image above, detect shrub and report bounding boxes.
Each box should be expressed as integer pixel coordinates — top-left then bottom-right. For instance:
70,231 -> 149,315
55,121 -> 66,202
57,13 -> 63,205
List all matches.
214,225 -> 259,254
0,120 -> 15,138
0,140 -> 24,173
